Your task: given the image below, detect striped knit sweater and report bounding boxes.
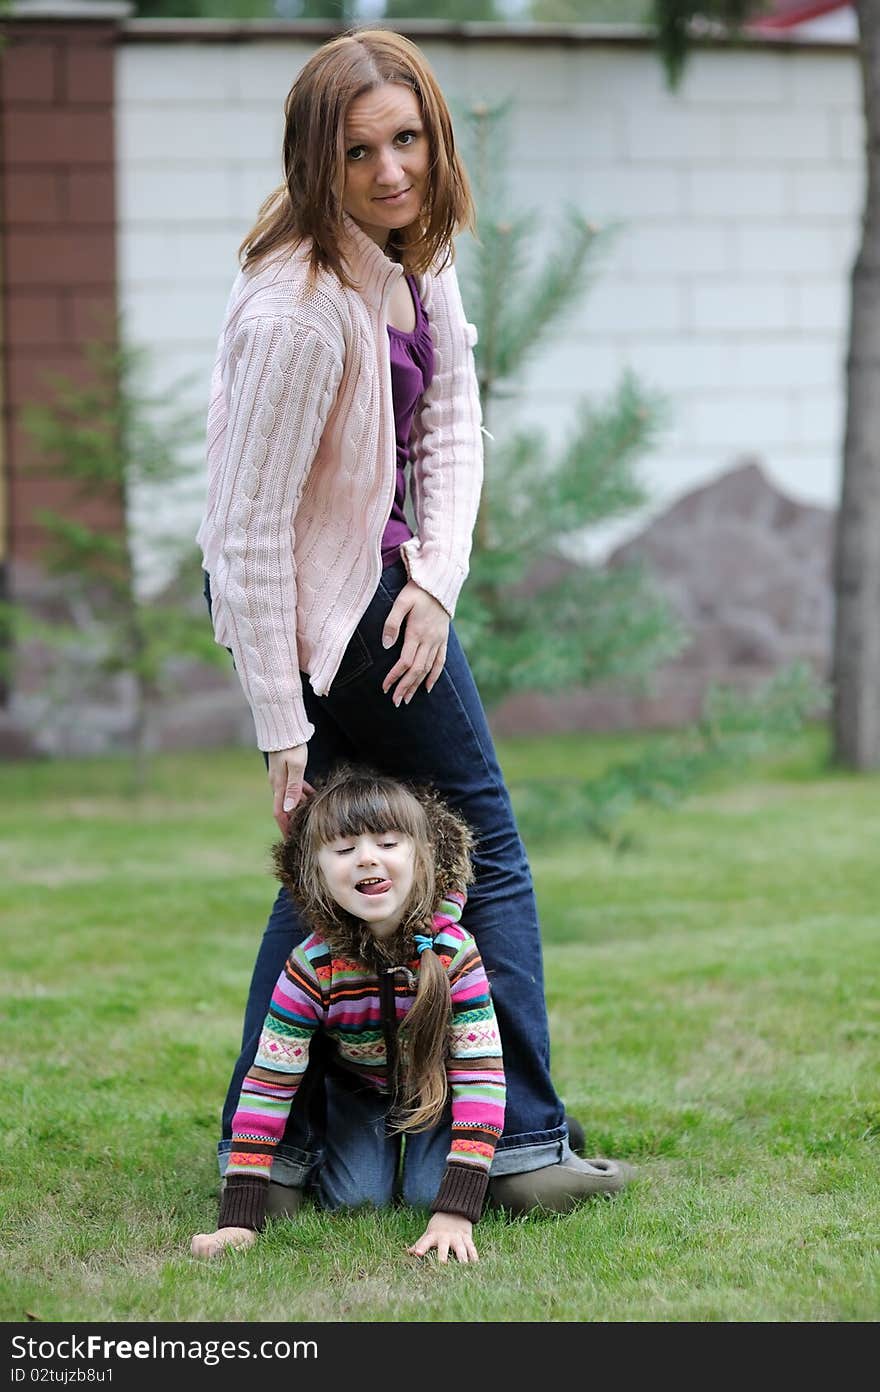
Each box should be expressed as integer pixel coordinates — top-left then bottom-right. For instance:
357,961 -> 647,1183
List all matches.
219,893 -> 505,1230
196,216 -> 483,753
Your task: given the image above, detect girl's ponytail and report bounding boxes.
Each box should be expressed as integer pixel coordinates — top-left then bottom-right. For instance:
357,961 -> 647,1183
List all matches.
394,943 -> 451,1133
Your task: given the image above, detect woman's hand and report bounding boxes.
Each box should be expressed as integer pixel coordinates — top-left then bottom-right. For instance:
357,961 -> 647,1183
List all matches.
381,581 -> 450,707
267,745 -> 314,835
191,1227 -> 257,1260
407,1211 -> 478,1264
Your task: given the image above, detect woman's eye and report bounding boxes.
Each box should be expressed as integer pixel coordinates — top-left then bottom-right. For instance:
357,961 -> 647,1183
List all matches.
346,146 -> 366,162
396,131 -> 416,147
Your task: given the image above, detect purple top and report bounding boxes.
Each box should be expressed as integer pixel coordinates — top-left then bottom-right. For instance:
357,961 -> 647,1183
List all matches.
381,274 -> 435,568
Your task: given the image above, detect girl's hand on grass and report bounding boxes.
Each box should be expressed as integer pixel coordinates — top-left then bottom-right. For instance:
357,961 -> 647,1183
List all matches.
407,1212 -> 477,1264
191,1227 -> 257,1259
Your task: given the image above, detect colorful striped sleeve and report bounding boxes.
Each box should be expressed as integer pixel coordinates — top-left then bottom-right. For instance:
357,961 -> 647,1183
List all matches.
430,914 -> 506,1224
218,936 -> 328,1231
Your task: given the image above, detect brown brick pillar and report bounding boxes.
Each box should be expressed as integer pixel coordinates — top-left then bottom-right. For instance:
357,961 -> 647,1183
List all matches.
0,2 -> 130,746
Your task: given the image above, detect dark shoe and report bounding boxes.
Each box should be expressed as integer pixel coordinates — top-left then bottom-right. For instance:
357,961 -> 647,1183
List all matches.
265,1182 -> 305,1219
489,1155 -> 635,1216
565,1112 -> 586,1157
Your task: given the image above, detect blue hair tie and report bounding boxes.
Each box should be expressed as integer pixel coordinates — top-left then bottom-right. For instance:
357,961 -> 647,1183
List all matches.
413,933 -> 434,956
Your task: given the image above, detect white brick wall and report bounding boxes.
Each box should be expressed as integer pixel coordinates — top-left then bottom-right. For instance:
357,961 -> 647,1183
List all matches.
691,283 -> 791,333
796,281 -> 850,334
685,168 -> 791,219
622,108 -> 728,163
623,222 -> 734,277
791,168 -> 861,219
680,392 -> 797,450
796,390 -> 845,449
673,48 -> 792,106
117,104 -> 284,164
730,110 -> 836,164
115,33 -> 864,580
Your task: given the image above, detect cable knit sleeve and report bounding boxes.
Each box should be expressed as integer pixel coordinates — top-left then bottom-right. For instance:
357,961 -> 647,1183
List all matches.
218,938 -> 327,1232
204,310 -> 344,752
402,262 -> 484,618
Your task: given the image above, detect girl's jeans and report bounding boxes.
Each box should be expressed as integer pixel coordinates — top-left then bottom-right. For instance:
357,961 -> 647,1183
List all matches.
212,559 -> 568,1184
317,1069 -> 452,1211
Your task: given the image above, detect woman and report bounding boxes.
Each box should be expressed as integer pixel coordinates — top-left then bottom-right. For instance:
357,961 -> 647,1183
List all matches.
198,27 -> 629,1215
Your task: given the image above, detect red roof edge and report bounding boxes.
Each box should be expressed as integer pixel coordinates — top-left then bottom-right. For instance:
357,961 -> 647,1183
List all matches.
748,0 -> 853,32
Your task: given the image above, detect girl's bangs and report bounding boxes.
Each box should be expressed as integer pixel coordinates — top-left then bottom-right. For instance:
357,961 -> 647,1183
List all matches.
309,778 -> 426,845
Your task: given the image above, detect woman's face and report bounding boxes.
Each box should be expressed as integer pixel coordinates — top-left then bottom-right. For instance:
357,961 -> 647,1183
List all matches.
342,82 -> 429,248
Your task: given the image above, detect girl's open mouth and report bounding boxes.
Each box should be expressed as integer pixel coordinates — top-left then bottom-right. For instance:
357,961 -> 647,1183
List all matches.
356,878 -> 392,896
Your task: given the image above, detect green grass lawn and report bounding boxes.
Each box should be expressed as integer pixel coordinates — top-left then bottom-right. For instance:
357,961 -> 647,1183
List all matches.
1,729 -> 878,1322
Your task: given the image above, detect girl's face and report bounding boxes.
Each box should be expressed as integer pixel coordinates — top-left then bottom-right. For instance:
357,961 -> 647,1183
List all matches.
317,829 -> 416,939
342,82 -> 429,249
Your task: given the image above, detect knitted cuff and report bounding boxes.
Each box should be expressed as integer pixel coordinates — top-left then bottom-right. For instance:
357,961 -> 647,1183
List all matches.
431,1164 -> 489,1224
218,1175 -> 268,1232
254,702 -> 315,754
399,539 -> 465,619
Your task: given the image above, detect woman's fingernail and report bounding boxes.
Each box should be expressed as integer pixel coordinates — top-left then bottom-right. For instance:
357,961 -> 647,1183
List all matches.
382,634 -> 392,649
283,797 -> 294,812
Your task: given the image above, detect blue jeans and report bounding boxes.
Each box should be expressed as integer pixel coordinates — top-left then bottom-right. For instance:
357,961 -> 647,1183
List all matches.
212,560 -> 567,1183
317,1069 -> 451,1211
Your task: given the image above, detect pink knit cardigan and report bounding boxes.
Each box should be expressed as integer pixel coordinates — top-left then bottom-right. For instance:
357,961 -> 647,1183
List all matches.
197,217 -> 483,752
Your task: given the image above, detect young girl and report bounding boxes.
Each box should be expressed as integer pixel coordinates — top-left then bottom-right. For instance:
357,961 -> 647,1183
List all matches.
191,768 -> 505,1264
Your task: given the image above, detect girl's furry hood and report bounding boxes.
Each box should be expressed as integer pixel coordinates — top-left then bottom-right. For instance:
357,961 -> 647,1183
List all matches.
272,787 -> 475,967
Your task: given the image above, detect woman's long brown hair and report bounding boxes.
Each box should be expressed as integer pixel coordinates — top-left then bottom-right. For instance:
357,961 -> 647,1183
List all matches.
275,768 -> 463,1132
239,28 -> 475,285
